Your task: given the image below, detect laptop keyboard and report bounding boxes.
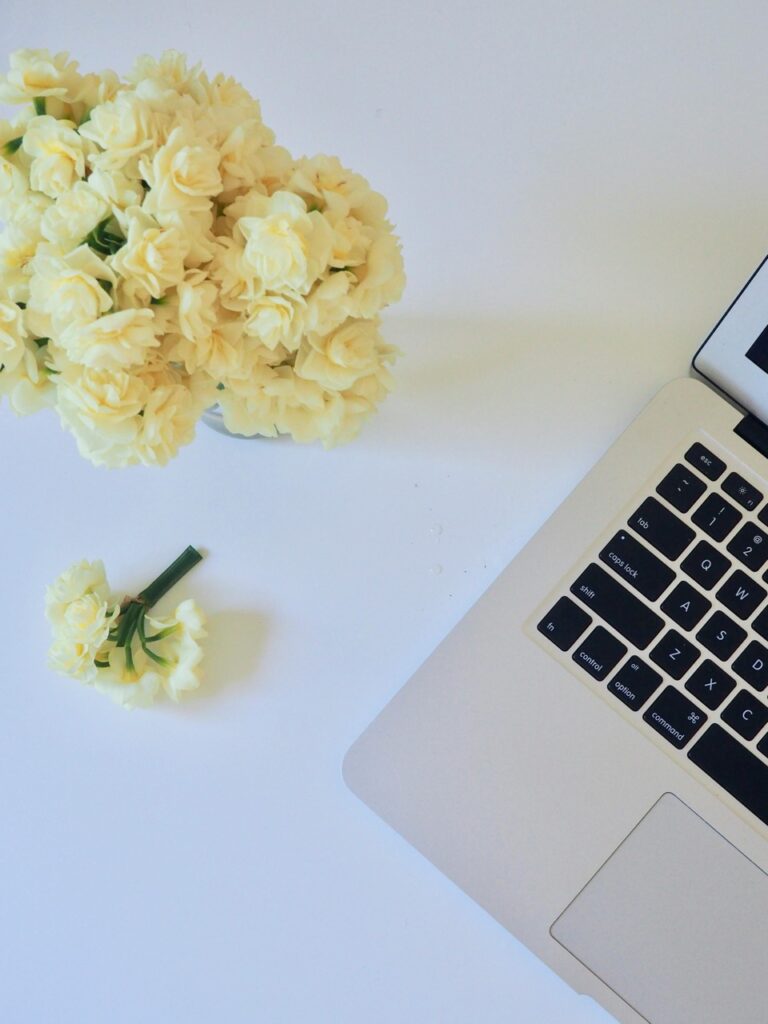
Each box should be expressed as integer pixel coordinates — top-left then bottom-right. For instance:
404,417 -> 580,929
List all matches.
537,441 -> 768,829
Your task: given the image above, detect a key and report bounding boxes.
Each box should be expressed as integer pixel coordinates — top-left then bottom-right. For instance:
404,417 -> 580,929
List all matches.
660,581 -> 711,631
656,464 -> 707,513
689,724 -> 768,826
685,660 -> 737,710
537,596 -> 592,651
716,570 -> 767,621
607,656 -> 662,711
680,540 -> 731,590
644,686 -> 707,749
570,564 -> 664,649
628,497 -> 695,560
572,626 -> 627,682
732,640 -> 768,692
650,629 -> 700,680
685,442 -> 726,481
722,472 -> 763,512
598,531 -> 675,601
692,494 -> 742,542
696,611 -> 747,661
727,523 -> 768,572
721,689 -> 768,741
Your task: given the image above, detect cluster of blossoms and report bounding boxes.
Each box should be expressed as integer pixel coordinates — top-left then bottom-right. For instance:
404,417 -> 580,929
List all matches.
0,49 -> 405,466
46,546 -> 206,708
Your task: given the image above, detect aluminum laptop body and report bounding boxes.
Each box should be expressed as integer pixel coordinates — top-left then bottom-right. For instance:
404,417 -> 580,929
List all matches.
344,256 -> 768,1024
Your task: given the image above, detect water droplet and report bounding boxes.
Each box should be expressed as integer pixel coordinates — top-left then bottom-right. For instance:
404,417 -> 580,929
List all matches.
429,564 -> 443,576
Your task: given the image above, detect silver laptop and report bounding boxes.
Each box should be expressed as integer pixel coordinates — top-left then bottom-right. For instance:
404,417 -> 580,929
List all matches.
344,255 -> 768,1024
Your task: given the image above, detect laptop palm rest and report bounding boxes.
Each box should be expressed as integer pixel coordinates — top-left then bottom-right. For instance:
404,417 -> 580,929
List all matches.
551,793 -> 767,1023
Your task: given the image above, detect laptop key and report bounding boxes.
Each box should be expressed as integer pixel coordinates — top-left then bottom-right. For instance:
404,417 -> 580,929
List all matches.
572,626 -> 627,682
598,530 -> 675,601
660,581 -> 711,631
644,686 -> 707,749
696,610 -> 747,661
717,570 -> 767,620
628,497 -> 695,560
691,494 -> 742,541
680,540 -> 731,590
751,606 -> 768,642
727,523 -> 768,572
570,564 -> 664,649
689,724 -> 768,826
685,660 -> 737,710
722,472 -> 763,512
650,629 -> 700,679
732,640 -> 768,691
684,442 -> 726,481
656,464 -> 707,513
607,656 -> 662,711
537,597 -> 591,651
721,689 -> 768,741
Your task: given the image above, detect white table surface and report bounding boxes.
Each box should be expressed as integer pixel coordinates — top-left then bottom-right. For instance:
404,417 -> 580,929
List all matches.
3,3 -> 768,1021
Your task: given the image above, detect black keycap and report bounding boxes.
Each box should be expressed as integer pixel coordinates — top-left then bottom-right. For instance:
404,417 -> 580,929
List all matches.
628,497 -> 695,560
649,629 -> 700,679
689,724 -> 768,826
598,530 -> 675,601
644,686 -> 707,749
685,660 -> 737,709
752,606 -> 768,642
716,570 -> 767,621
570,564 -> 664,650
656,464 -> 707,513
607,656 -> 663,711
733,640 -> 768,692
696,611 -> 747,661
721,689 -> 768,741
572,626 -> 627,682
722,472 -> 763,512
537,596 -> 591,651
691,494 -> 742,542
685,442 -> 726,481
681,540 -> 731,590
660,581 -> 711,631
727,523 -> 768,572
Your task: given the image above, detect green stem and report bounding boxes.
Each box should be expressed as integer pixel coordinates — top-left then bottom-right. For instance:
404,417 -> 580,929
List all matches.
3,136 -> 23,155
138,545 -> 203,609
33,97 -> 46,116
137,610 -> 171,666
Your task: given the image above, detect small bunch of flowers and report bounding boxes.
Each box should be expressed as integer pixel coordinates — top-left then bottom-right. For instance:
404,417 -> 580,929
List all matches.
46,545 -> 206,708
0,49 -> 405,467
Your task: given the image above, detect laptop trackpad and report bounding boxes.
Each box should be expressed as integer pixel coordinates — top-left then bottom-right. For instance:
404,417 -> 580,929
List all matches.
551,793 -> 768,1024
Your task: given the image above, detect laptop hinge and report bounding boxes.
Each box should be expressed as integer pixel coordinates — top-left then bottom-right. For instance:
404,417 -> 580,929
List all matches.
735,414 -> 768,460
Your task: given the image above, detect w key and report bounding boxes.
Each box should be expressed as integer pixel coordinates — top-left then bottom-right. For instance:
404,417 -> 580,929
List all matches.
717,570 -> 767,621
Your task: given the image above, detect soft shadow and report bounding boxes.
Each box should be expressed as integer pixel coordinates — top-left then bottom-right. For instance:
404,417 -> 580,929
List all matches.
184,608 -> 269,705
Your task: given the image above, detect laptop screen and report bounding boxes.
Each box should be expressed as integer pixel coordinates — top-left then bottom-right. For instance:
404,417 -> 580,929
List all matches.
747,325 -> 768,375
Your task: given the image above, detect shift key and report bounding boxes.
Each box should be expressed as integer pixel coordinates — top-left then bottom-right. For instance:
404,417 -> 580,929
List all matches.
599,530 -> 676,601
570,563 -> 665,649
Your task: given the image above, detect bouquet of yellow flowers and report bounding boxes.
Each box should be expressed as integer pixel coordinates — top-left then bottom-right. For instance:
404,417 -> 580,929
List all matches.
0,49 -> 405,466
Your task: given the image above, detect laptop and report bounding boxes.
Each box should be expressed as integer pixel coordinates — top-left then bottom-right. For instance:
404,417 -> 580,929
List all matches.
344,254 -> 768,1024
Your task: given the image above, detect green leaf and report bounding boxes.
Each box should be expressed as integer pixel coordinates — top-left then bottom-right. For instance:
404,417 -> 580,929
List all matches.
150,295 -> 167,306
99,279 -> 113,294
78,108 -> 92,126
16,301 -> 26,310
3,136 -> 23,155
33,97 -> 46,116
34,337 -> 49,349
94,658 -> 110,668
216,382 -> 225,391
83,217 -> 125,256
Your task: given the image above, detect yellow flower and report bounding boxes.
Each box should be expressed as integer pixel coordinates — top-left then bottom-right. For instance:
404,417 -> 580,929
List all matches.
348,234 -> 405,318
136,383 -> 198,465
40,182 -> 109,246
0,297 -> 28,374
243,290 -> 305,352
236,190 -> 332,295
141,124 -> 222,213
79,92 -> 158,170
22,115 -> 90,198
0,49 -> 82,105
27,245 -> 114,337
45,559 -> 111,627
58,308 -> 158,370
56,365 -> 148,466
295,317 -> 386,391
111,207 -> 189,299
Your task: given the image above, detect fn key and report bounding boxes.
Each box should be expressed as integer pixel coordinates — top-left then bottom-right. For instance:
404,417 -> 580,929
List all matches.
537,597 -> 591,651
